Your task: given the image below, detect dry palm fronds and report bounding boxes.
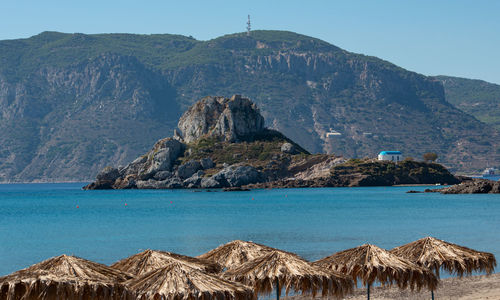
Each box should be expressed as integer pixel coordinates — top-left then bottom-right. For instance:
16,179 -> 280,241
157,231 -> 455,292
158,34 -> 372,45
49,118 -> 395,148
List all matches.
111,249 -> 222,276
0,254 -> 132,300
224,250 -> 354,299
125,262 -> 255,300
390,236 -> 497,277
314,244 -> 438,291
197,240 -> 278,270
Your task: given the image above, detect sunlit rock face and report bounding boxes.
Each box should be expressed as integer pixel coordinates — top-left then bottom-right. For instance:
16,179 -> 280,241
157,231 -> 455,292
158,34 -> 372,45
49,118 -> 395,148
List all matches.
177,95 -> 264,143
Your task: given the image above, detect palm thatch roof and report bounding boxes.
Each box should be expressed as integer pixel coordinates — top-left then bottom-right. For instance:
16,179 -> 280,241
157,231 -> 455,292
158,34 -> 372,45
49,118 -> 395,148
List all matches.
125,262 -> 256,300
223,250 -> 354,299
0,254 -> 132,300
197,240 -> 278,270
390,236 -> 497,277
313,244 -> 438,291
111,249 -> 222,276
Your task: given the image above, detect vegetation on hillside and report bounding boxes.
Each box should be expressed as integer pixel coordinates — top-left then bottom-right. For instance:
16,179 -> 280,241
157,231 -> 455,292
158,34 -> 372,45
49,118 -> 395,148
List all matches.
330,159 -> 460,185
181,129 -> 308,171
434,75 -> 500,130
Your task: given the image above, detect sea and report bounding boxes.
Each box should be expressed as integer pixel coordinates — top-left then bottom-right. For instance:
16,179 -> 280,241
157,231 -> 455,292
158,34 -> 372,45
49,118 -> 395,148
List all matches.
0,183 -> 499,277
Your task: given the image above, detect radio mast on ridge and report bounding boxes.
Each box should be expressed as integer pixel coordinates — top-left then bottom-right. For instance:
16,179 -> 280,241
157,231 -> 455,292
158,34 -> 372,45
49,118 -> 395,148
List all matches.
247,15 -> 251,36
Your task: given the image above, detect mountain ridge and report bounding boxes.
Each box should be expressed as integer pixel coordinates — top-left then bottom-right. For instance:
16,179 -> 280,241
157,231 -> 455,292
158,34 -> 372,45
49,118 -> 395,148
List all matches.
433,75 -> 500,131
0,30 -> 498,181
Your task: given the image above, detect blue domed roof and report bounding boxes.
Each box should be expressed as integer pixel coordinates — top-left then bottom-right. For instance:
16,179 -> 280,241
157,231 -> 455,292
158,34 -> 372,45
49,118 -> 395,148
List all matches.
379,151 -> 402,155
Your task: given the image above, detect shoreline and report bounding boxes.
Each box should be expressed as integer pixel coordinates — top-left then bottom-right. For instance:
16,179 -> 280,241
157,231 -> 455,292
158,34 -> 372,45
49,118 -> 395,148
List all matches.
0,181 -> 91,184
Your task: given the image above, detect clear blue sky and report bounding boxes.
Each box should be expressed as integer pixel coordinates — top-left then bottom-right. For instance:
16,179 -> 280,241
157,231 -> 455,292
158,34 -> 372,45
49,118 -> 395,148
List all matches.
1,0 -> 499,84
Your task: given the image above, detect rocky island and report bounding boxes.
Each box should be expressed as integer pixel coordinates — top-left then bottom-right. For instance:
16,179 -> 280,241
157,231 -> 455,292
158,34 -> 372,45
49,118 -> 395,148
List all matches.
424,178 -> 500,194
84,95 -> 460,190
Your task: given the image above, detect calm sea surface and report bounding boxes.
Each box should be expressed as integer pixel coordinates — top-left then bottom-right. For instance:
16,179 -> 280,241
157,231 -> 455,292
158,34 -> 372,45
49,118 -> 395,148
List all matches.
0,183 -> 499,276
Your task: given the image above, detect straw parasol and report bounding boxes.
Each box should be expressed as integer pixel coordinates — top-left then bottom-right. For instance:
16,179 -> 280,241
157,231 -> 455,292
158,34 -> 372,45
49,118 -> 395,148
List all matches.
124,262 -> 256,300
0,254 -> 132,300
111,249 -> 222,276
313,244 -> 438,300
390,236 -> 497,299
223,250 -> 354,300
197,240 -> 277,270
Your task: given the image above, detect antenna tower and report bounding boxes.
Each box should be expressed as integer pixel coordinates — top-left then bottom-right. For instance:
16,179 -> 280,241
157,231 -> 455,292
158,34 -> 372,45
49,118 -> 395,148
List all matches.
246,15 -> 251,36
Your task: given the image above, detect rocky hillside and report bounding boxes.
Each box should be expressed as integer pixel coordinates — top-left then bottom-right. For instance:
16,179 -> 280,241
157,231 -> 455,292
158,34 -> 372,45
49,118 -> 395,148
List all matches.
1,31 -> 499,181
434,75 -> 500,131
84,95 -> 459,190
0,53 -> 180,181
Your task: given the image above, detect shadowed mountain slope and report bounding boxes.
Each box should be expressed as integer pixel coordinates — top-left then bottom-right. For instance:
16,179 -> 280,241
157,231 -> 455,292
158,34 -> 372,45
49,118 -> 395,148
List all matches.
434,75 -> 500,131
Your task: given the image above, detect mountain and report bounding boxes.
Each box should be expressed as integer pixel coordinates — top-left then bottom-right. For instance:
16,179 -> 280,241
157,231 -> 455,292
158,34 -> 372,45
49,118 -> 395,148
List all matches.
0,30 -> 498,181
434,75 -> 500,131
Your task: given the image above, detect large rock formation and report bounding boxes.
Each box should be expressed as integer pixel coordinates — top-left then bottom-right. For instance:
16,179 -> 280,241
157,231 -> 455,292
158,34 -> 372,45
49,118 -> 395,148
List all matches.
84,95 -> 460,190
84,95 -> 270,190
177,95 -> 264,143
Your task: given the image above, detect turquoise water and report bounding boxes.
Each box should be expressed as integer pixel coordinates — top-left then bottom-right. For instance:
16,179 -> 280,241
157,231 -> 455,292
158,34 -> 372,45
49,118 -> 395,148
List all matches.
0,183 -> 499,276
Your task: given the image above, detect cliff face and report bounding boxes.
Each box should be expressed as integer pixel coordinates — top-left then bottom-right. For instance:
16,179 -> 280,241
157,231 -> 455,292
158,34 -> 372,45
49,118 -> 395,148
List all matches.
0,31 -> 498,181
177,95 -> 264,143
0,54 -> 180,182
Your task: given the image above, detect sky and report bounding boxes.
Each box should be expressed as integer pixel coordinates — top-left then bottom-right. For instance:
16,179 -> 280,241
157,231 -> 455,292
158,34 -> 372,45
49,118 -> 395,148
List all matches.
1,0 -> 499,84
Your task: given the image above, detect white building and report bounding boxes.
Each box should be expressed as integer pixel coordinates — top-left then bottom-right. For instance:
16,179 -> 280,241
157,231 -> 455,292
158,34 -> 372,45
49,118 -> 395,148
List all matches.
326,128 -> 342,137
378,151 -> 403,162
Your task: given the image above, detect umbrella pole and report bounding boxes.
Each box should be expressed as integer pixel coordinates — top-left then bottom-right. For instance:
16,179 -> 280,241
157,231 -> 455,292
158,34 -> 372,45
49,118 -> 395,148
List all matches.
367,283 -> 370,300
431,289 -> 434,300
276,278 -> 280,300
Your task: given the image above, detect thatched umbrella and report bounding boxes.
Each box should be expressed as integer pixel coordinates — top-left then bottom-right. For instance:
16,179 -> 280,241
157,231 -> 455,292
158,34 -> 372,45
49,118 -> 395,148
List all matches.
313,244 -> 438,300
124,262 -> 256,300
111,249 -> 222,276
0,254 -> 132,300
390,236 -> 497,299
197,240 -> 277,270
223,250 -> 354,300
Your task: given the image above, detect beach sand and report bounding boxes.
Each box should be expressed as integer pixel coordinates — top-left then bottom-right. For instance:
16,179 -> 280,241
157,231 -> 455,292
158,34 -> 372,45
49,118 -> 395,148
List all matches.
288,273 -> 500,299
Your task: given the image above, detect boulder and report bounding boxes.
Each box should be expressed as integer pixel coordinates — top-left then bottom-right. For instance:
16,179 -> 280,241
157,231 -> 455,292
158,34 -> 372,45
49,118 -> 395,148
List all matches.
200,177 -> 224,189
280,142 -> 297,154
177,160 -> 202,179
120,156 -> 147,176
214,165 -> 264,187
160,177 -> 183,189
153,171 -> 173,181
113,175 -> 137,189
136,177 -> 183,189
140,138 -> 184,178
177,95 -> 265,143
200,157 -> 215,169
135,179 -> 156,189
96,166 -> 120,183
183,170 -> 205,188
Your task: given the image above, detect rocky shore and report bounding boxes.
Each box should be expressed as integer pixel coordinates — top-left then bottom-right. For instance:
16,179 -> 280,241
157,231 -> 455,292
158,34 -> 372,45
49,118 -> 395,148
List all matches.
84,95 -> 460,190
424,178 -> 500,194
